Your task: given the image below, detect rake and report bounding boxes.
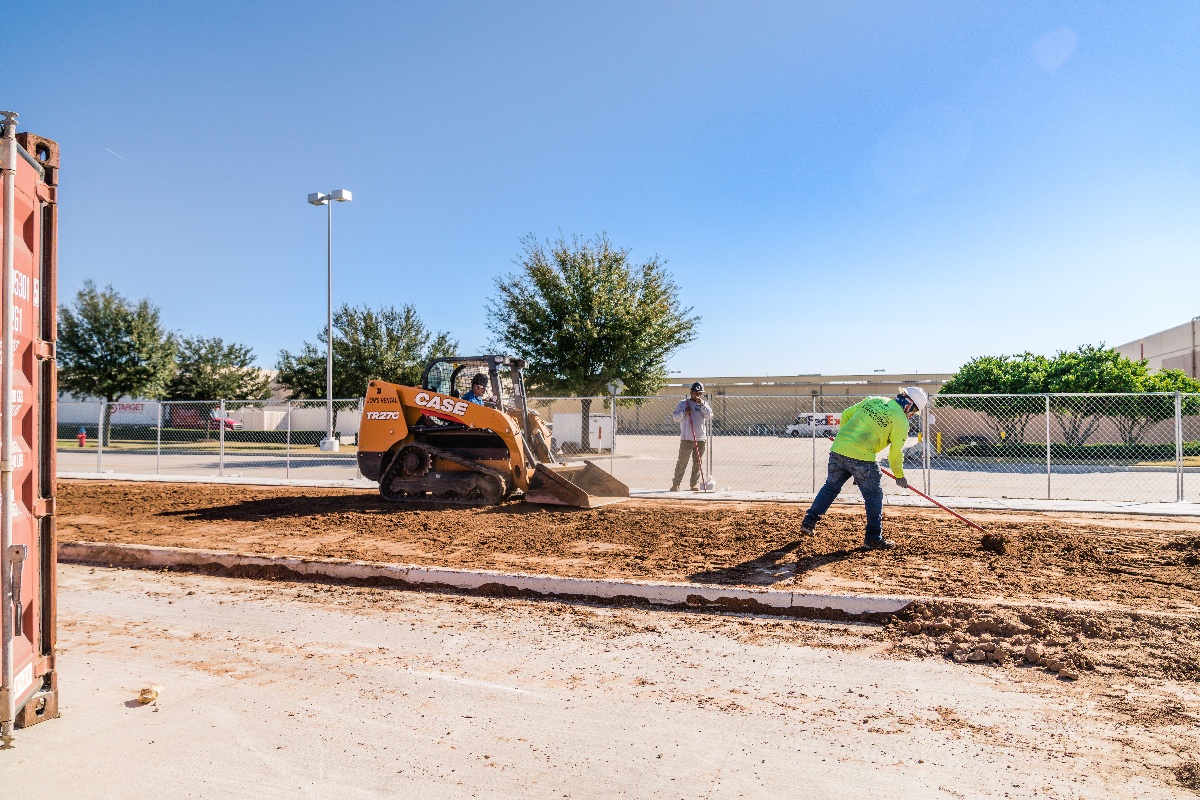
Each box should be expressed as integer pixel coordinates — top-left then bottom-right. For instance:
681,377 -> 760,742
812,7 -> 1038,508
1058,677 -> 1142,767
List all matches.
880,467 -> 985,532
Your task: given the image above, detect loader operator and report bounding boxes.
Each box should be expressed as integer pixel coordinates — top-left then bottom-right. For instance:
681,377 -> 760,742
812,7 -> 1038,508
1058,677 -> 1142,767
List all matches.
462,374 -> 490,405
799,387 -> 931,550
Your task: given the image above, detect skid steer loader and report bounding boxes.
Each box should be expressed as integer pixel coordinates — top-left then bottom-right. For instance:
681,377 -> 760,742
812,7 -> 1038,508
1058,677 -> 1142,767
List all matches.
357,355 -> 629,508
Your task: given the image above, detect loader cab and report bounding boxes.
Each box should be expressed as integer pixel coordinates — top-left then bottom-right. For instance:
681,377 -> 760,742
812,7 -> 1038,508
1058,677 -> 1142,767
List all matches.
420,355 -> 530,417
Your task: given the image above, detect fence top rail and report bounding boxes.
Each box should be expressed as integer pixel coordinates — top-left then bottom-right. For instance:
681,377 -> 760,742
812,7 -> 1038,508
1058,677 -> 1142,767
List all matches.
529,395 -> 874,401
58,391 -> 1200,406
935,392 -> 1185,399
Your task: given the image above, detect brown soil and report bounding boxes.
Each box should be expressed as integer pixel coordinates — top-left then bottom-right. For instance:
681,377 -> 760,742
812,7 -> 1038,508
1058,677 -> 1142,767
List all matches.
59,480 -> 1200,681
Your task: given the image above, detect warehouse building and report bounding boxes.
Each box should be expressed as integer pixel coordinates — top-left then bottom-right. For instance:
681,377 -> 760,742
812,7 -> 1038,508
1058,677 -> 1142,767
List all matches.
1115,316 -> 1200,378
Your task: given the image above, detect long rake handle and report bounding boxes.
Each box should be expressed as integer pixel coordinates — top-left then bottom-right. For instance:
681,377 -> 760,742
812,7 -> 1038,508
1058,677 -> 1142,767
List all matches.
880,467 -> 985,532
687,404 -> 708,488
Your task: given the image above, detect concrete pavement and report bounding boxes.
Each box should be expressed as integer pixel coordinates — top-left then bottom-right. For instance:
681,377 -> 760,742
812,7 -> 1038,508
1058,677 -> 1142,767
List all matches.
1,565 -> 1193,798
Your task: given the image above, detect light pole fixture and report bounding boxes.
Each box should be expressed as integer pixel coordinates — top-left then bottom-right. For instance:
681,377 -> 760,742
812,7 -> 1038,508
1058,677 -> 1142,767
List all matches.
307,189 -> 352,452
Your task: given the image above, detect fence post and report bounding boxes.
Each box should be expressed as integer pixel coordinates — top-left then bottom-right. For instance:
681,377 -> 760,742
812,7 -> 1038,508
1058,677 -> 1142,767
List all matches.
706,408 -> 713,486
218,399 -> 225,477
286,400 -> 292,479
1045,394 -> 1051,500
922,402 -> 931,495
813,396 -> 821,493
96,402 -> 105,473
610,390 -> 616,476
1176,392 -> 1184,502
155,402 -> 162,475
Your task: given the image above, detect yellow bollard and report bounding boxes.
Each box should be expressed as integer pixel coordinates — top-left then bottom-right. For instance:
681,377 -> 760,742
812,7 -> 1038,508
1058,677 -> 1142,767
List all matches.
936,431 -> 942,453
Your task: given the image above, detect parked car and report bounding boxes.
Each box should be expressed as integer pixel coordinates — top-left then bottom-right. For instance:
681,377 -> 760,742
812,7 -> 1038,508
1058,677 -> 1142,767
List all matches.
785,413 -> 840,439
955,434 -> 991,447
169,407 -> 244,431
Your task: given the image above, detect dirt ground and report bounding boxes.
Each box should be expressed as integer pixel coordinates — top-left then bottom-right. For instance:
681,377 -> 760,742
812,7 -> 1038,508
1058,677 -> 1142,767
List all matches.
59,480 -> 1200,684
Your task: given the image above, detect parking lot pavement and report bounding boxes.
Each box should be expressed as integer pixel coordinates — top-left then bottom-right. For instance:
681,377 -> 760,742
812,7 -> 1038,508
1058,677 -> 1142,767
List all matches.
58,433 -> 1200,503
1,565 -> 1192,798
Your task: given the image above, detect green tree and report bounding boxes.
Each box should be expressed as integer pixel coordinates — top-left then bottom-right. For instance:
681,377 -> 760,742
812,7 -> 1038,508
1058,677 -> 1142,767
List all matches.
1112,368 -> 1200,445
166,336 -> 272,402
1044,344 -> 1144,446
276,303 -> 457,400
58,280 -> 177,441
938,353 -> 1049,442
488,233 -> 699,450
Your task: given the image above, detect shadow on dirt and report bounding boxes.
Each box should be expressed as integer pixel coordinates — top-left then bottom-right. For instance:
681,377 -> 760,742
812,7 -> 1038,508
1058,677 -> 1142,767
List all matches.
688,541 -> 858,586
157,495 -> 582,522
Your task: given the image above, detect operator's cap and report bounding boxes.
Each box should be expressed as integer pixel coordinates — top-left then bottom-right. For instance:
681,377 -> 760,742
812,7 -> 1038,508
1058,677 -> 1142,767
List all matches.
690,382 -> 704,392
900,386 -> 936,425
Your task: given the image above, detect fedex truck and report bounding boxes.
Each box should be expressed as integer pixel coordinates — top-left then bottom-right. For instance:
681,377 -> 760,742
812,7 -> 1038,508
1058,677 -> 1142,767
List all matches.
785,413 -> 840,439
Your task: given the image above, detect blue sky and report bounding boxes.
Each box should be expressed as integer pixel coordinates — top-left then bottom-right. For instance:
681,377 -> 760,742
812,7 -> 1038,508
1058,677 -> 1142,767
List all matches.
12,2 -> 1200,377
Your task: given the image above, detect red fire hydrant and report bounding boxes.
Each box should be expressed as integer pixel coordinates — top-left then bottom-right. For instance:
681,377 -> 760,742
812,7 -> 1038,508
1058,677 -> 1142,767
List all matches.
77,427 -> 87,448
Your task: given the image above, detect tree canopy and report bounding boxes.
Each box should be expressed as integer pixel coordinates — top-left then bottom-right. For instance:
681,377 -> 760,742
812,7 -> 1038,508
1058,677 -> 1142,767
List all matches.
488,234 -> 699,399
167,336 -> 272,402
58,280 -> 177,403
276,303 -> 457,400
940,344 -> 1200,445
937,353 -> 1049,441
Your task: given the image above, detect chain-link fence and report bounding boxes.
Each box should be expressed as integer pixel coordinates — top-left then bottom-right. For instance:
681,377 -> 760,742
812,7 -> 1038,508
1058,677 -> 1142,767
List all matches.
928,393 -> 1200,502
58,399 -> 363,480
57,393 -> 1200,503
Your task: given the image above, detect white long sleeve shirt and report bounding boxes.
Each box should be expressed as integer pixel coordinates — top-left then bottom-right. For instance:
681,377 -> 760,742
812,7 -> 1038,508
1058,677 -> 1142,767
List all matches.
672,398 -> 713,441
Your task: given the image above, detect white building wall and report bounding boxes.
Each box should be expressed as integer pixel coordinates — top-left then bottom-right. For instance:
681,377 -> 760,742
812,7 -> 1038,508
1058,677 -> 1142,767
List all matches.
1116,318 -> 1198,377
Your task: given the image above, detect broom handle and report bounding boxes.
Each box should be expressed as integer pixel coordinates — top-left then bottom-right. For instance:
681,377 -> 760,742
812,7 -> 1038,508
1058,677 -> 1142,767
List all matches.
880,467 -> 985,532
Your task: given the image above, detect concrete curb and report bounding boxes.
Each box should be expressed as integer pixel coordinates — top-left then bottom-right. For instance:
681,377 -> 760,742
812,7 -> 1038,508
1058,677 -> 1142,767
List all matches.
631,489 -> 1200,517
58,541 -> 913,618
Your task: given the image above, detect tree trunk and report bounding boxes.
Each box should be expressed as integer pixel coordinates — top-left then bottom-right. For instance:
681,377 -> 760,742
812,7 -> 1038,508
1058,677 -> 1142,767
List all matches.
580,397 -> 592,452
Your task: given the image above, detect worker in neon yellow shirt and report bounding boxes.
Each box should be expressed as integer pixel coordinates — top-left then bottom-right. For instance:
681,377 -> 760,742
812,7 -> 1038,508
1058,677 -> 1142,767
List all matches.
800,387 -> 932,549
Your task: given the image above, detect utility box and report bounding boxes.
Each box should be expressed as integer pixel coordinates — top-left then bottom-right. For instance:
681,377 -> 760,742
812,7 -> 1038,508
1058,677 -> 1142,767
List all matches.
551,413 -> 614,451
1,114 -> 59,743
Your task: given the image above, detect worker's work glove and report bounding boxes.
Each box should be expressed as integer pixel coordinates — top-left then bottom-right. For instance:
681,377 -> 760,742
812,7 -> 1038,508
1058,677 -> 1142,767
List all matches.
894,477 -> 908,489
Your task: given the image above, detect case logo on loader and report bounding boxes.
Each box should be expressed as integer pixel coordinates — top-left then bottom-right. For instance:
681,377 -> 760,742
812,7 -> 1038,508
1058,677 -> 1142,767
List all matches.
414,392 -> 470,418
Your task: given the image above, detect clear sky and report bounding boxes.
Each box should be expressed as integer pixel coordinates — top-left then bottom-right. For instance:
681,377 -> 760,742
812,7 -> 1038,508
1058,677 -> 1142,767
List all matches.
11,2 -> 1200,377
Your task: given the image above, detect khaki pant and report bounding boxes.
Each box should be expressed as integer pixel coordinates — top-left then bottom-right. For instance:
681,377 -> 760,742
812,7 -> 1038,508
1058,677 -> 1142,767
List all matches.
672,439 -> 707,489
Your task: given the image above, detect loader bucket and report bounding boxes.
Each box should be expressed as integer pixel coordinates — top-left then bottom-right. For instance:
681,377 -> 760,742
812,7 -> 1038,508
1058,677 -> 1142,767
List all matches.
526,461 -> 630,508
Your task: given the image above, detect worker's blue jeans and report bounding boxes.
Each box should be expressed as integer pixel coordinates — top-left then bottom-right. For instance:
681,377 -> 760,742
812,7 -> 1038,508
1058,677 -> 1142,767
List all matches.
803,452 -> 884,540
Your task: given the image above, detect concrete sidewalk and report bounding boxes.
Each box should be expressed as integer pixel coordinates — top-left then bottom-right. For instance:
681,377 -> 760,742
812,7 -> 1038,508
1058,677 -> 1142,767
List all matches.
632,488 -> 1200,517
60,471 -> 1200,517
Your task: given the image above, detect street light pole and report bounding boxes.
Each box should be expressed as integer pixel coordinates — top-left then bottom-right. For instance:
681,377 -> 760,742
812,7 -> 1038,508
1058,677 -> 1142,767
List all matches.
307,189 -> 352,452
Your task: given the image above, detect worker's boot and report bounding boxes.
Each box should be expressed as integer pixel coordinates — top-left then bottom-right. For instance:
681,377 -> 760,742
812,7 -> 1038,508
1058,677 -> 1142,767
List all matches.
863,536 -> 895,550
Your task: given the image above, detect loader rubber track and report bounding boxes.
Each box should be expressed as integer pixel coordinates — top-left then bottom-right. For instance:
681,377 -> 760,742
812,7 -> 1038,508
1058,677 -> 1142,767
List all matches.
378,442 -> 511,506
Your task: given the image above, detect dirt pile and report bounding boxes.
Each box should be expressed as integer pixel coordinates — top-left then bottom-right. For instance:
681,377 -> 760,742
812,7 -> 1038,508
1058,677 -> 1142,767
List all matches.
888,600 -> 1200,682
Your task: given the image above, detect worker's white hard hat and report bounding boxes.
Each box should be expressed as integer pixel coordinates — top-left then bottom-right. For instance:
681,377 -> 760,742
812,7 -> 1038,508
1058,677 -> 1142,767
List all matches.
900,387 -> 936,424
